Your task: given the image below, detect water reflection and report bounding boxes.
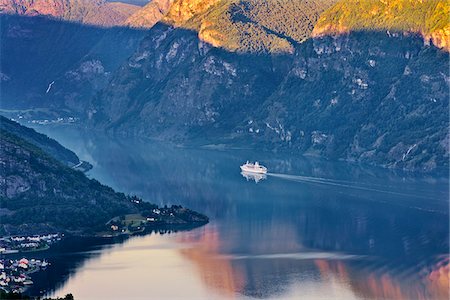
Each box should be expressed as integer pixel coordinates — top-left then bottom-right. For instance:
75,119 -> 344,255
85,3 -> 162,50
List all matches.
177,226 -> 450,299
240,171 -> 267,183
26,126 -> 449,299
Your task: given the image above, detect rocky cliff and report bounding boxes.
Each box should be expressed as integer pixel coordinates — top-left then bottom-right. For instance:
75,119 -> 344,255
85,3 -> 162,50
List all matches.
125,0 -> 173,28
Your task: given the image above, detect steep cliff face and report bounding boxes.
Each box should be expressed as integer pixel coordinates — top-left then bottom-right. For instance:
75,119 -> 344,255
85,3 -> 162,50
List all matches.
312,0 -> 450,52
125,0 -> 173,28
0,0 -> 140,26
92,26 -> 448,172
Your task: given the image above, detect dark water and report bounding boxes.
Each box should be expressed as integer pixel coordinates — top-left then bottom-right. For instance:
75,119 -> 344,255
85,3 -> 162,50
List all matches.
26,126 -> 449,299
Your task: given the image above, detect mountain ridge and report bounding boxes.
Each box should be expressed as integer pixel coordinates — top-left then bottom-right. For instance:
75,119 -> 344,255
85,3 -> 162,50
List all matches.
1,0 -> 448,52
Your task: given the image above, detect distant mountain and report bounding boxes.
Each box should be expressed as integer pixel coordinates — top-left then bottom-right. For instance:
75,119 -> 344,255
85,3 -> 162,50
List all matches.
0,0 -> 140,26
91,24 -> 449,172
0,118 -> 208,235
313,0 -> 449,51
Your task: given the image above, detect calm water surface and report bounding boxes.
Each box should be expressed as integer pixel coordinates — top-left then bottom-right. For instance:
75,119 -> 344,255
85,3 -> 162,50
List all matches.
28,126 -> 449,300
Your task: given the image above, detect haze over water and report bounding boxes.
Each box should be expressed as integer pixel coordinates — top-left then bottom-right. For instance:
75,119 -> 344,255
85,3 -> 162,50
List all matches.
31,126 -> 449,300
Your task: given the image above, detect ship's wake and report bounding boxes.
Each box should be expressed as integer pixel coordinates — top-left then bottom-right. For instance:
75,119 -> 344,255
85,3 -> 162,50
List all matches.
267,172 -> 448,214
267,173 -> 444,205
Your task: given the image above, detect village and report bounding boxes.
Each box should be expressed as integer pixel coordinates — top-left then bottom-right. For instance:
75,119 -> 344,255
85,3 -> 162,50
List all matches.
0,257 -> 49,294
0,234 -> 61,294
0,233 -> 62,254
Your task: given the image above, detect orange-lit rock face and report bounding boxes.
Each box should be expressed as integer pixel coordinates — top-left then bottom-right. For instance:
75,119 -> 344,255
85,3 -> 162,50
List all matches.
198,20 -> 225,48
311,23 -> 349,38
126,0 -> 174,28
163,0 -> 220,26
429,25 -> 450,52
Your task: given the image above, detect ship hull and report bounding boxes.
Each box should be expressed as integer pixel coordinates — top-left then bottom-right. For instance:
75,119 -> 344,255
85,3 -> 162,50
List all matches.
240,166 -> 267,174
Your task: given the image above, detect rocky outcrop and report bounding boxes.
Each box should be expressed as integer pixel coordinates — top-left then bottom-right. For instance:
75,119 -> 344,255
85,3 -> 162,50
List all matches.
426,24 -> 450,51
125,0 -> 174,28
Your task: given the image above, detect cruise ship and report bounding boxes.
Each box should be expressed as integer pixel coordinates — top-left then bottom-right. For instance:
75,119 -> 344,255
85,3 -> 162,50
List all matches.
240,161 -> 268,174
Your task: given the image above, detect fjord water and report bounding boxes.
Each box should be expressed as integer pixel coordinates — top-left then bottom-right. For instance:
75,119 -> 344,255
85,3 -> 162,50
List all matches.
33,126 -> 449,299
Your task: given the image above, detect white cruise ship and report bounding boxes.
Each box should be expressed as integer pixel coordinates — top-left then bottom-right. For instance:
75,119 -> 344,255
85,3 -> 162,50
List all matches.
240,161 -> 268,174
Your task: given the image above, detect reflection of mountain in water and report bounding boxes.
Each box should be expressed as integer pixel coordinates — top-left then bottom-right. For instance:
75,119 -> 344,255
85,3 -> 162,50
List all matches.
36,128 -> 449,256
178,227 -> 449,299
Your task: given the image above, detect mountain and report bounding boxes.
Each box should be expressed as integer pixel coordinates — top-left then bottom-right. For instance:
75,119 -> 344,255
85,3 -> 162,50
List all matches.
0,0 -> 448,172
0,0 -> 140,27
126,0 -> 338,53
312,0 -> 450,51
91,23 -> 449,172
0,117 -> 208,235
